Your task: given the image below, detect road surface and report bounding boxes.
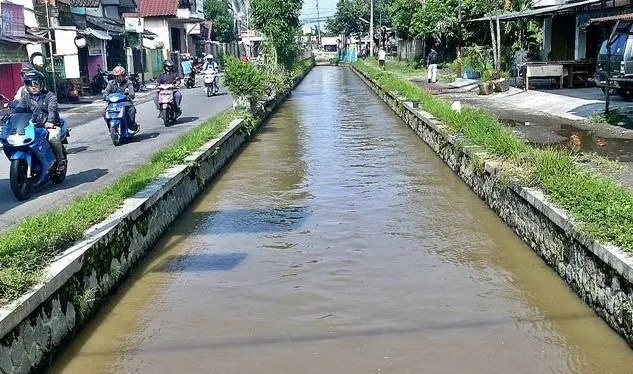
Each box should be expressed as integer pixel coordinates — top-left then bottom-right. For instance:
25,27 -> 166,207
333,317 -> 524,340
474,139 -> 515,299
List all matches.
0,81 -> 232,231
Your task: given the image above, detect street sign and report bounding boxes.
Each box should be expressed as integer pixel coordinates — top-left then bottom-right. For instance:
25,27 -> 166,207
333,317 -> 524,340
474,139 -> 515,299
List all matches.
124,17 -> 144,33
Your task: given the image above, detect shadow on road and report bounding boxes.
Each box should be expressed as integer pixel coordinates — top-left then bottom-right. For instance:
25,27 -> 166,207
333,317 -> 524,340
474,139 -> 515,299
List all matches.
176,116 -> 199,125
132,132 -> 160,142
66,146 -> 89,155
0,168 -> 109,213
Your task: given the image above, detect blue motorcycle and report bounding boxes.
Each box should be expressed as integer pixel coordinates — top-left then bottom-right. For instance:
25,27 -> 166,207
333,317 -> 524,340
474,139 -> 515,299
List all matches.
0,112 -> 69,200
104,92 -> 138,146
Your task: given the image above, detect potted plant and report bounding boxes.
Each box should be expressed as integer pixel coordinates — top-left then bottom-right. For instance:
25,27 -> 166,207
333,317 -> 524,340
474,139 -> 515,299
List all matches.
492,71 -> 510,92
478,69 -> 495,95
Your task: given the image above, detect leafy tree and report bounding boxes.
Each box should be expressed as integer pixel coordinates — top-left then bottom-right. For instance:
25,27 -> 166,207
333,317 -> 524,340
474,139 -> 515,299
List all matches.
204,0 -> 236,43
326,0 -> 370,38
251,0 -> 303,68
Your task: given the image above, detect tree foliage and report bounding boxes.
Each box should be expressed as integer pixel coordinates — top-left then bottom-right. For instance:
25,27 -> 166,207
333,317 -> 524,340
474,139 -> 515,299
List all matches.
326,0 -> 370,37
204,0 -> 236,43
250,0 -> 303,68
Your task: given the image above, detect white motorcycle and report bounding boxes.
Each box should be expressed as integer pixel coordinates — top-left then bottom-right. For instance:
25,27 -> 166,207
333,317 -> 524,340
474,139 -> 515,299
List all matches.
203,68 -> 219,97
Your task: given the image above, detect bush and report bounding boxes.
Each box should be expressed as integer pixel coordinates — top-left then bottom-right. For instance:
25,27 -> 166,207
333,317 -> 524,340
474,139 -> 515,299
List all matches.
223,56 -> 265,99
261,64 -> 292,95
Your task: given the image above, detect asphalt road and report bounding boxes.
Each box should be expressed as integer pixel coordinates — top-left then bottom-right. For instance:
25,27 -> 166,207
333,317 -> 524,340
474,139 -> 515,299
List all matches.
0,81 -> 232,231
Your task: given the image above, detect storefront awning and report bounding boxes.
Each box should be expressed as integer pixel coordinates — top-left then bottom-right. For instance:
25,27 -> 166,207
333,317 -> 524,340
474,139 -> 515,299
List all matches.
468,0 -> 602,22
589,12 -> 633,24
0,30 -> 52,45
84,27 -> 112,40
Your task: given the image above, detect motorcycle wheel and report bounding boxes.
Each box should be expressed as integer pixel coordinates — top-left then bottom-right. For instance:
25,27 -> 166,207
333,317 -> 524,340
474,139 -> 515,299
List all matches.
51,158 -> 67,184
206,87 -> 212,97
10,159 -> 32,201
110,126 -> 122,146
162,109 -> 170,127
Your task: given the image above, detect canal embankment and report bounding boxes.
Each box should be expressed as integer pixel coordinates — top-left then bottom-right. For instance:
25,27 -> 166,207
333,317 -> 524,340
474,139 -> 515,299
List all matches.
0,59 -> 315,374
352,61 -> 633,349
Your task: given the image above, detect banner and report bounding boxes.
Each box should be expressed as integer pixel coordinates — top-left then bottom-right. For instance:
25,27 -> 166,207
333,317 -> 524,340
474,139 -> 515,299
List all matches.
124,17 -> 144,33
0,3 -> 25,38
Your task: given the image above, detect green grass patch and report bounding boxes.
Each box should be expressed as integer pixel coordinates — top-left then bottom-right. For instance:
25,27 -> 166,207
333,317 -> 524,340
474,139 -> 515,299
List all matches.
353,60 -> 633,254
0,110 -> 236,304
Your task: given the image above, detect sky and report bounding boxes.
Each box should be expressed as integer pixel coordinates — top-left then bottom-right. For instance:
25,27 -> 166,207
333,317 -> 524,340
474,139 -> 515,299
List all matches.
300,0 -> 338,29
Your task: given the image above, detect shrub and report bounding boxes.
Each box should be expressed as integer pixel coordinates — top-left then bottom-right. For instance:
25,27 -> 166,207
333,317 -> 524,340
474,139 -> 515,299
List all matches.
223,56 -> 265,100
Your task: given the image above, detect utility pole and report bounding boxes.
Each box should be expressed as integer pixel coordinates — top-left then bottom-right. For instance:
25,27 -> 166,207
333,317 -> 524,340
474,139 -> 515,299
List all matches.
316,0 -> 321,47
370,0 -> 374,56
44,0 -> 57,94
457,0 -> 462,77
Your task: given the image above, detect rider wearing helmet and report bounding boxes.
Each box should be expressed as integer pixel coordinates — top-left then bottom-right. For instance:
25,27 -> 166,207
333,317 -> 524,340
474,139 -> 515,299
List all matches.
202,54 -> 218,72
103,65 -> 137,130
154,60 -> 182,117
14,70 -> 66,171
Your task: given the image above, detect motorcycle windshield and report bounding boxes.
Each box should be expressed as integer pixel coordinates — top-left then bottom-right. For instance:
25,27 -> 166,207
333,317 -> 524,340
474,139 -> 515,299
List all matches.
1,113 -> 33,140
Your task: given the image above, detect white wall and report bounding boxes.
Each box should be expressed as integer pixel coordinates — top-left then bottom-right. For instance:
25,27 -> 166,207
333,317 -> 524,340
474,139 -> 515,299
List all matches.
144,18 -> 171,50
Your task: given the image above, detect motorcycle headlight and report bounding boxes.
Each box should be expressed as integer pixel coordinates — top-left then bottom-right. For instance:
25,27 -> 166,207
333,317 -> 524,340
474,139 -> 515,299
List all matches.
7,134 -> 24,146
109,96 -> 120,103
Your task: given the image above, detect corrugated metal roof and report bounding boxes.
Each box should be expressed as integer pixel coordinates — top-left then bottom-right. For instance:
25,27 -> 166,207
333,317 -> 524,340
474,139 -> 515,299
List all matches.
469,0 -> 602,22
71,0 -> 101,7
137,0 -> 177,17
589,13 -> 633,24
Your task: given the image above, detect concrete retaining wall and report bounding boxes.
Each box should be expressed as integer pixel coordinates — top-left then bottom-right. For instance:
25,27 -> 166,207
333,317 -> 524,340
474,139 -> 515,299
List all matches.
352,65 -> 633,348
0,60 -> 314,374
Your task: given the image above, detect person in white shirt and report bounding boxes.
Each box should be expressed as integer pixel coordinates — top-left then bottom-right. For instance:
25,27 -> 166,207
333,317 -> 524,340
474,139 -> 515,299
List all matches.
378,48 -> 387,70
14,67 -> 34,101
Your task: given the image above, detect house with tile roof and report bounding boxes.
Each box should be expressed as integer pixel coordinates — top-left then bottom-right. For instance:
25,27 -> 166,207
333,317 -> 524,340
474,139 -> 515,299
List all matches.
137,0 -> 204,53
136,0 -> 204,55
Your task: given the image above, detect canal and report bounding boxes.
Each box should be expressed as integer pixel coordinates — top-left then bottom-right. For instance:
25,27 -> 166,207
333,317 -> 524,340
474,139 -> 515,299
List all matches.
50,67 -> 633,373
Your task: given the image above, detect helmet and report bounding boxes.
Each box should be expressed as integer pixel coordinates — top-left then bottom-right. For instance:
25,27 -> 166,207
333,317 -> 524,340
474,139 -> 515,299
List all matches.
112,66 -> 126,76
205,54 -> 214,60
23,70 -> 45,94
163,59 -> 174,72
20,66 -> 34,78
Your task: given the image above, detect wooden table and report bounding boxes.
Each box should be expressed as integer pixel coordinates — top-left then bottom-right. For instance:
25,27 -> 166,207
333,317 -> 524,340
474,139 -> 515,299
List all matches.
524,62 -> 564,90
553,59 -> 596,88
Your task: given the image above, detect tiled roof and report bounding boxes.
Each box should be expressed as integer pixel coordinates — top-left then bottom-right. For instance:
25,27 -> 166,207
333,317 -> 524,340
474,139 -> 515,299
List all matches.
71,0 -> 101,7
137,0 -> 178,17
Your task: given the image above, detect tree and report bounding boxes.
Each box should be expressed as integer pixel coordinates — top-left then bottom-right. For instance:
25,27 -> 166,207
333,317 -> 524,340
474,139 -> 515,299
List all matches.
326,0 -> 370,38
205,0 -> 236,43
250,0 -> 303,68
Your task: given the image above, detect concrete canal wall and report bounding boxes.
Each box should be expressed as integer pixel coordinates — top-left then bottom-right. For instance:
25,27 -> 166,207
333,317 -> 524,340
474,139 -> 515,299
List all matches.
0,61 -> 315,374
352,65 -> 633,349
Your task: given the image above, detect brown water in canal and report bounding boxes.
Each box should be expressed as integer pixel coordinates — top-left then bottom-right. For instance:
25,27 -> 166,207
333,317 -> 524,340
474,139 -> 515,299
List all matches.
50,67 -> 633,374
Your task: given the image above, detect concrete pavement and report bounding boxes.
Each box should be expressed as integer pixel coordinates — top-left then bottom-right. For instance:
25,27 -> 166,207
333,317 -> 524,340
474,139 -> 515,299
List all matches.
0,81 -> 232,231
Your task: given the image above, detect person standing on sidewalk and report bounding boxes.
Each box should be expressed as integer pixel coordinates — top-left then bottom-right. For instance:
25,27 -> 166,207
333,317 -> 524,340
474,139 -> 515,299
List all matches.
427,48 -> 438,83
378,47 -> 387,70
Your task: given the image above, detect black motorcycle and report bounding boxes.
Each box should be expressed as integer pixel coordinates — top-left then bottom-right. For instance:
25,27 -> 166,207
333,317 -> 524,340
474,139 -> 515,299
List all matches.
183,73 -> 195,89
91,68 -> 112,95
130,73 -> 141,92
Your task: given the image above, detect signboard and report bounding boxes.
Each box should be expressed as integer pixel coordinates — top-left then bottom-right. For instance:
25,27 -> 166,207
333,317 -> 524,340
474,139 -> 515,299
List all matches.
186,23 -> 200,35
0,3 -> 25,38
124,17 -> 144,33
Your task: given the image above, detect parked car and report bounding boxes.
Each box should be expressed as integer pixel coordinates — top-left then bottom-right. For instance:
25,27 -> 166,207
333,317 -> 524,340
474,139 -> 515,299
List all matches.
595,23 -> 633,99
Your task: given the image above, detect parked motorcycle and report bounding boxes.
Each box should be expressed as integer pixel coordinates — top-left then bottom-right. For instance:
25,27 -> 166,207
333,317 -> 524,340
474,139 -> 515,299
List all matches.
203,69 -> 219,97
130,73 -> 141,92
91,68 -> 112,95
104,91 -> 138,146
157,84 -> 180,126
0,111 -> 69,200
184,73 -> 195,89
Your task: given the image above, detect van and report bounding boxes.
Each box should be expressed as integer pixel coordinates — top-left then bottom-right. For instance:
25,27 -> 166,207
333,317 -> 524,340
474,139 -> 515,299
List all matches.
595,22 -> 633,99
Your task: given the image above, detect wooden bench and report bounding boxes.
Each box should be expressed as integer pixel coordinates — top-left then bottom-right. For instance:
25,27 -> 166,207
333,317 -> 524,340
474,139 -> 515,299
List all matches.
524,63 -> 564,90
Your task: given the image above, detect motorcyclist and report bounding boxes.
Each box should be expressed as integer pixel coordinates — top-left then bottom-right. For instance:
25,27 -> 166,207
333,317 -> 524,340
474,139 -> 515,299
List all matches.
14,70 -> 66,171
181,55 -> 195,85
102,65 -> 137,131
154,60 -> 182,118
14,67 -> 35,101
203,54 -> 219,72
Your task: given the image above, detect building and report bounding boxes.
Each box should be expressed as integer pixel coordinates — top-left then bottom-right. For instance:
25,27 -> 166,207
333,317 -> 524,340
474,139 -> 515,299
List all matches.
137,0 -> 204,56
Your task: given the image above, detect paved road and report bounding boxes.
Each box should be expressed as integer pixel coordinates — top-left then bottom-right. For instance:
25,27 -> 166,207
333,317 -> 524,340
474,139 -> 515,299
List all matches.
0,81 -> 232,231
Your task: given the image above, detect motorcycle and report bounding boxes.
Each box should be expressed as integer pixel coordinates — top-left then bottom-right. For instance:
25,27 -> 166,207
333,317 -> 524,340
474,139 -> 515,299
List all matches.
157,84 -> 180,126
0,111 -> 69,200
104,91 -> 138,146
130,73 -> 141,92
184,73 -> 195,89
203,69 -> 219,97
91,68 -> 111,95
